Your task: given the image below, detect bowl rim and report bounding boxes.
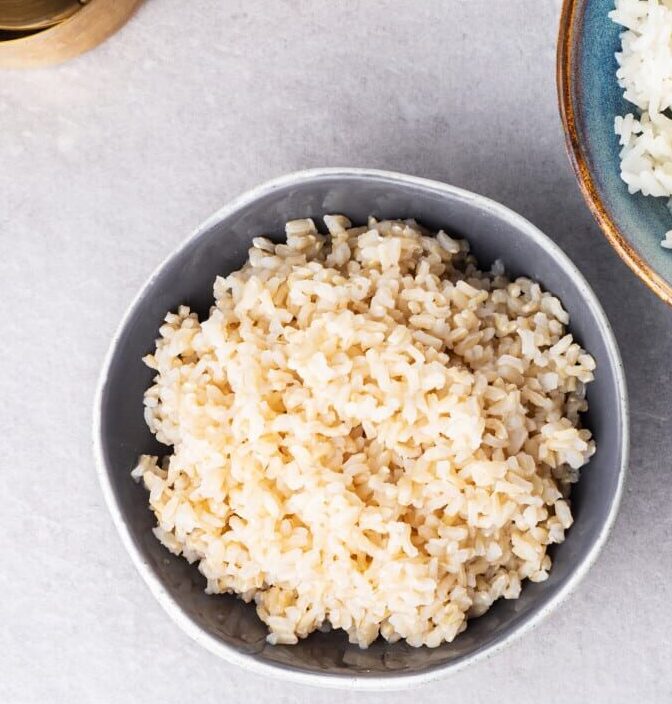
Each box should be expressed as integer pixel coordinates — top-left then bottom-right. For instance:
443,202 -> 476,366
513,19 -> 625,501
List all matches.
93,167 -> 629,690
557,0 -> 672,306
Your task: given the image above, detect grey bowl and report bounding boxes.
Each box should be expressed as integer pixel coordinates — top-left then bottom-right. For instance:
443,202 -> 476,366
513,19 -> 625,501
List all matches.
94,168 -> 628,690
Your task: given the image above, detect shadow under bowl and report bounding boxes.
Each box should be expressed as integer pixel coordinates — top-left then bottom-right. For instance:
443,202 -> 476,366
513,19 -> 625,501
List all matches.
94,168 -> 628,690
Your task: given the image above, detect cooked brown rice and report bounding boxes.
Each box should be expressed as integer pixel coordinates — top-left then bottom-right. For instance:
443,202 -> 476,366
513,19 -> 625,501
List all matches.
132,215 -> 595,649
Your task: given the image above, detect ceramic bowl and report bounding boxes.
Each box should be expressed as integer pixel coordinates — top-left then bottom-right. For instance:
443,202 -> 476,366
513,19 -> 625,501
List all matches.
94,168 -> 628,689
558,0 -> 672,304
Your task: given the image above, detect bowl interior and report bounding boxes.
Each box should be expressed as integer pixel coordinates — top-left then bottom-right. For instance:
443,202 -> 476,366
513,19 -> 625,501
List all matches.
97,171 -> 626,682
566,0 -> 672,297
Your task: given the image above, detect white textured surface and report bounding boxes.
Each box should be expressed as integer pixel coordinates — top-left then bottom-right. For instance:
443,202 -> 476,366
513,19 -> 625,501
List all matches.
2,1 -> 672,701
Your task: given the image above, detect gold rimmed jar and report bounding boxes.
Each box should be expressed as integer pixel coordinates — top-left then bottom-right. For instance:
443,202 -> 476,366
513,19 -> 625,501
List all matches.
0,0 -> 141,68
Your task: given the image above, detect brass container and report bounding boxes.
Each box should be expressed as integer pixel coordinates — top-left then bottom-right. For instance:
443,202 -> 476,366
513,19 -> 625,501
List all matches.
0,0 -> 141,68
0,0 -> 82,31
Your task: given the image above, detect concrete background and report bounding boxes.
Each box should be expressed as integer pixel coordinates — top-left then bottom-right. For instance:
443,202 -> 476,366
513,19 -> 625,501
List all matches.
2,0 -> 671,701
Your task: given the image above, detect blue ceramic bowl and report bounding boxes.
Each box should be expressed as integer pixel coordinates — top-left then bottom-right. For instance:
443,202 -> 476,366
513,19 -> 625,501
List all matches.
558,0 -> 672,304
94,169 -> 628,689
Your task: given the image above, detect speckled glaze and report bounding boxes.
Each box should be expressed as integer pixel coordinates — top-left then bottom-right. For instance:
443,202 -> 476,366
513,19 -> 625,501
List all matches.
558,0 -> 672,305
94,169 -> 628,690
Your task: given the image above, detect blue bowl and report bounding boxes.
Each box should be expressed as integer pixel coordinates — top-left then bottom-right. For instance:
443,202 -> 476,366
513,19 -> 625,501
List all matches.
558,0 -> 672,304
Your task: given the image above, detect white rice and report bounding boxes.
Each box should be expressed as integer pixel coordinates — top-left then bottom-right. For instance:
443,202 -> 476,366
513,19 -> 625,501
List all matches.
611,0 -> 672,246
132,216 -> 596,649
